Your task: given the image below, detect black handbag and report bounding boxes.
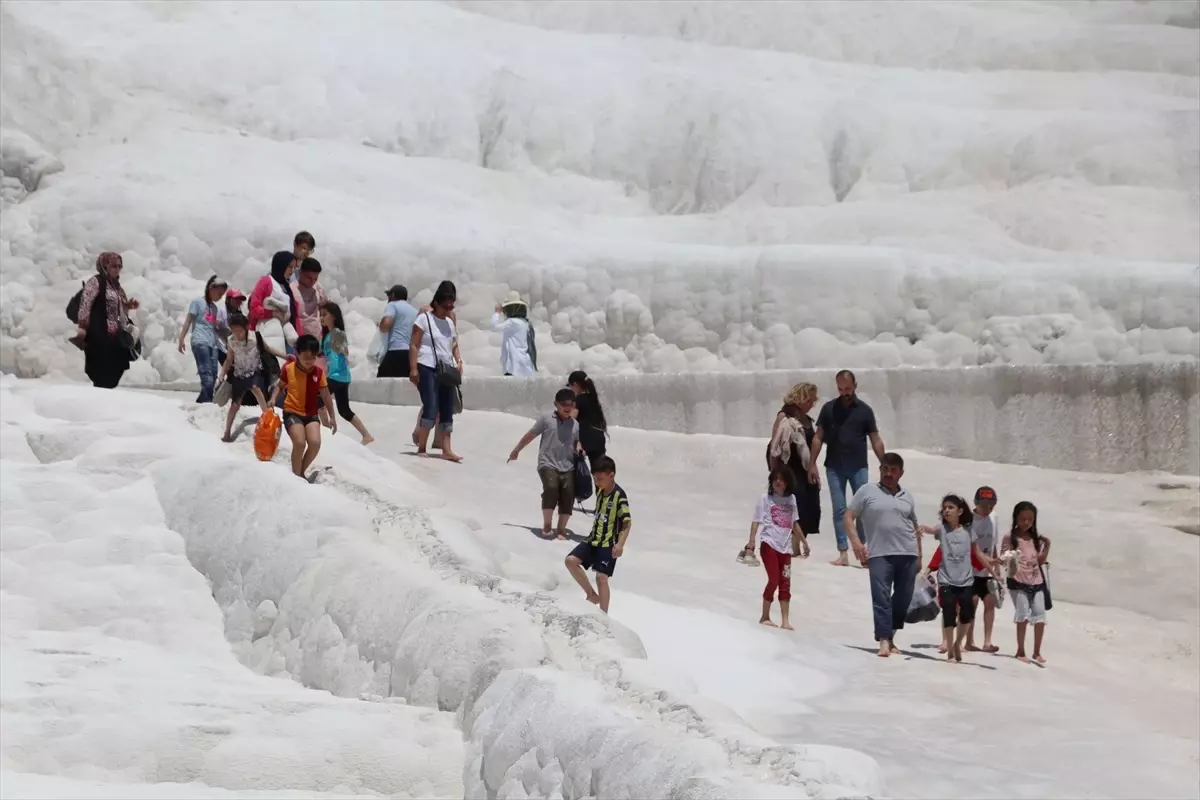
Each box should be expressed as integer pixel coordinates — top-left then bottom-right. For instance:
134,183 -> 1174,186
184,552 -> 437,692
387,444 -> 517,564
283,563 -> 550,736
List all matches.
117,328 -> 136,352
425,312 -> 462,387
1039,564 -> 1053,611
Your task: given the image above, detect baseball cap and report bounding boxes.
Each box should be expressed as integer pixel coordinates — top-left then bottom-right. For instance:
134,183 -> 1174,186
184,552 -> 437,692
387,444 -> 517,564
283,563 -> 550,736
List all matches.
226,289 -> 245,301
974,486 -> 997,505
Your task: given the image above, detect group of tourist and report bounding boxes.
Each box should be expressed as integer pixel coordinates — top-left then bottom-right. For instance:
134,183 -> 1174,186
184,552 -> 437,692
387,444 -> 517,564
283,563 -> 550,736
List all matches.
68,246 -> 1050,661
70,232 -> 547,477
753,370 -> 1052,665
504,373 -> 621,612
163,233 -> 375,475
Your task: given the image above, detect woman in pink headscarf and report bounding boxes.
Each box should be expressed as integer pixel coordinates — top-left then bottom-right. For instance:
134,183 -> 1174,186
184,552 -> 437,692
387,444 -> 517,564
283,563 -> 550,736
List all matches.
70,252 -> 140,388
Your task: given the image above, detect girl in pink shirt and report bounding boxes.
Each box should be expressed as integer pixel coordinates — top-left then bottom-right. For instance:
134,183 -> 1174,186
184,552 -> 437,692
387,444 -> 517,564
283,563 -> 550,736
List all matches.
1001,501 -> 1052,665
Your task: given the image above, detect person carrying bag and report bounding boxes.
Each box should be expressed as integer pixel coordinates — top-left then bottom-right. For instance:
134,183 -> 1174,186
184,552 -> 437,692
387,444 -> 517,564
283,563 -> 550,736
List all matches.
409,280 -> 463,461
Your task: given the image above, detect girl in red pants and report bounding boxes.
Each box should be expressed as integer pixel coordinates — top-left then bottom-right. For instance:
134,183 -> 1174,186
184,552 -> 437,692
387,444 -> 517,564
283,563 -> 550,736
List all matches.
746,467 -> 811,629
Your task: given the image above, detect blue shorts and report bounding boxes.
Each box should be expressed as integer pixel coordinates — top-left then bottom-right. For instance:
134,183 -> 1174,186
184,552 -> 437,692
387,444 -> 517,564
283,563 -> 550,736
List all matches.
569,542 -> 617,577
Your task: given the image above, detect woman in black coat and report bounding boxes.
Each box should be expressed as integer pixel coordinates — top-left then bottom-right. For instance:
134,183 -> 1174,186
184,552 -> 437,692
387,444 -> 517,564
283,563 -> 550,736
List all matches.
568,370 -> 608,469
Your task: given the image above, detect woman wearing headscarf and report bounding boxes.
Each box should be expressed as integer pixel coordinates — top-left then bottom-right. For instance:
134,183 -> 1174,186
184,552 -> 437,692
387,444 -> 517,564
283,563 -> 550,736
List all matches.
70,252 -> 140,389
248,251 -> 300,353
491,291 -> 536,377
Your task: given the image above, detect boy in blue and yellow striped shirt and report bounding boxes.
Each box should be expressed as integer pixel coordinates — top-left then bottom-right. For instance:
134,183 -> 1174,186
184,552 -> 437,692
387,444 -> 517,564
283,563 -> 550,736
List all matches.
565,456 -> 630,614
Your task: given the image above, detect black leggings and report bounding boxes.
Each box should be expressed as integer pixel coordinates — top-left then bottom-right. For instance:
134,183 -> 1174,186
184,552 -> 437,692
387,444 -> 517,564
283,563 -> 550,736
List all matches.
327,379 -> 356,422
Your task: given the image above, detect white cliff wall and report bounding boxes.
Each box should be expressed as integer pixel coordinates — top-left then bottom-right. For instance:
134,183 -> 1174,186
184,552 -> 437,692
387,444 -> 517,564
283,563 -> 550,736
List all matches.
351,363 -> 1200,475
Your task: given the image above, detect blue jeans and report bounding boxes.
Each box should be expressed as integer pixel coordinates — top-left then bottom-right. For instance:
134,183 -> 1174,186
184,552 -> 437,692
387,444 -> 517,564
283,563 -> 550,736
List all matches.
417,364 -> 454,432
828,466 -> 869,552
193,344 -> 219,403
869,555 -> 919,643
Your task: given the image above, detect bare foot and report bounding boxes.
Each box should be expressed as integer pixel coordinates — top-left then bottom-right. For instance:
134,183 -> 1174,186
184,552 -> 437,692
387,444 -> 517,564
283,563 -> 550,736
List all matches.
1033,654 -> 1046,665
585,592 -> 601,606
221,433 -> 234,443
877,644 -> 890,658
983,644 -> 1000,653
441,452 -> 463,463
938,643 -> 949,654
759,619 -> 778,627
361,435 -> 375,446
953,645 -> 963,663
889,644 -> 901,655
965,644 -> 981,652
830,555 -> 850,567
555,534 -> 567,541
946,648 -> 955,662
1016,653 -> 1030,664
780,622 -> 794,631
416,451 -> 430,457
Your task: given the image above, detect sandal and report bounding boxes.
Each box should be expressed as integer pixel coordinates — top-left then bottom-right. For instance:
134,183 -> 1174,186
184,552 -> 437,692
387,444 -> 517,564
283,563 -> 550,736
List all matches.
736,546 -> 761,567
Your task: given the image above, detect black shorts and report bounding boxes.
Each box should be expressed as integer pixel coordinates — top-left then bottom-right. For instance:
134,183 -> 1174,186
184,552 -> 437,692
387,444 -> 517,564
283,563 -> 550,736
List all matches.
939,584 -> 976,628
972,576 -> 991,599
283,412 -> 320,429
377,349 -> 411,378
569,542 -> 617,577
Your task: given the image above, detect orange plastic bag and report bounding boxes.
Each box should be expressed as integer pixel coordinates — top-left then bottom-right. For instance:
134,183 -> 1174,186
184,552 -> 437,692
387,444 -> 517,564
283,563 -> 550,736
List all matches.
254,410 -> 283,462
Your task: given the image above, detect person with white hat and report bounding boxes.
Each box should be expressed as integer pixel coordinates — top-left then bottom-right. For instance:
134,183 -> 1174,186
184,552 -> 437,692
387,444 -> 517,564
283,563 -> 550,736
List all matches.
492,291 -> 537,377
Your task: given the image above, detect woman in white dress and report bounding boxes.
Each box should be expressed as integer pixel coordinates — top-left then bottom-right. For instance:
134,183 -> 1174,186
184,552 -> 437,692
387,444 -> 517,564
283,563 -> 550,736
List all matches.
491,291 -> 537,377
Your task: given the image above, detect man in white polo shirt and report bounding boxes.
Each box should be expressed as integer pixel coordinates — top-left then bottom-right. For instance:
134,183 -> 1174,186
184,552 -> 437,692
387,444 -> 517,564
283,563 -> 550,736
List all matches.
844,452 -> 922,658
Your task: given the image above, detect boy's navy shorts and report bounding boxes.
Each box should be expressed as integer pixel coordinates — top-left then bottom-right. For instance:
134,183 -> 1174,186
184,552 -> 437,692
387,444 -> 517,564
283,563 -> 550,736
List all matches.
569,542 -> 617,577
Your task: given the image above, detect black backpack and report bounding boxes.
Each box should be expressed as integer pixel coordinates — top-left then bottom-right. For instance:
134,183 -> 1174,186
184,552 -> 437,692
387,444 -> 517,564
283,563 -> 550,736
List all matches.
65,280 -> 87,323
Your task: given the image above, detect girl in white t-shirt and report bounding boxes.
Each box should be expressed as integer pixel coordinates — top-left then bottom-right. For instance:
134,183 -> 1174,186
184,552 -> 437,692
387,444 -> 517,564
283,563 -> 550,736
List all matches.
745,467 -> 810,630
408,281 -> 463,462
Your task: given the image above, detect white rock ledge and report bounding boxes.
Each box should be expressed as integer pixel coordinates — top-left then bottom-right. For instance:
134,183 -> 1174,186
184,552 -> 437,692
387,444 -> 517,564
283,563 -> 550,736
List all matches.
145,363 -> 1200,474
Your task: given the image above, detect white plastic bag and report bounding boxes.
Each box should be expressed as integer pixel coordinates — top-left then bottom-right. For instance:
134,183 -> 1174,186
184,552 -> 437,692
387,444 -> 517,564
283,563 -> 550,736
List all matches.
257,317 -> 288,354
368,331 -> 387,366
905,574 -> 940,624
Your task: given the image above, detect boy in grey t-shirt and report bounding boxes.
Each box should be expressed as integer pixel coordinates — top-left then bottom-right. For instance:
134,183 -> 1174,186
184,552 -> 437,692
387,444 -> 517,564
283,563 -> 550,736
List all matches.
966,486 -> 1000,653
508,388 -> 582,540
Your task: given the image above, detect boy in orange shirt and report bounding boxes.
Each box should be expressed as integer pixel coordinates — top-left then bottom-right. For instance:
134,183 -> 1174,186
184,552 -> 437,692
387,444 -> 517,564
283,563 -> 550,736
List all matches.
268,334 -> 337,478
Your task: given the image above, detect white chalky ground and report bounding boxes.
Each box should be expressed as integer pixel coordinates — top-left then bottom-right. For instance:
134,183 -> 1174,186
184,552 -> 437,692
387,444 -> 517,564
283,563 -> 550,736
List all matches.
2,379 -> 1196,798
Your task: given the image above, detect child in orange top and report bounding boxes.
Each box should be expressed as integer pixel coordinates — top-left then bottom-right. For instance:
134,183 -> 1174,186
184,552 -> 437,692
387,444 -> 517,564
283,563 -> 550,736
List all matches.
267,334 -> 337,478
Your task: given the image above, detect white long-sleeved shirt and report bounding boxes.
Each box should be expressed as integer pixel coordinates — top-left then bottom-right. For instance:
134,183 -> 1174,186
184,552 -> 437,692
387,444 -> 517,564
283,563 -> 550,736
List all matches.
491,312 -> 535,376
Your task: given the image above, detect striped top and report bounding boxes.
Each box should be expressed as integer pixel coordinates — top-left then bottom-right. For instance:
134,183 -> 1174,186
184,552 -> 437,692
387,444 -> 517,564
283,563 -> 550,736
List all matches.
589,484 -> 631,548
280,360 -> 327,416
